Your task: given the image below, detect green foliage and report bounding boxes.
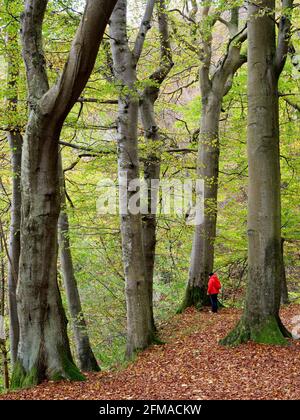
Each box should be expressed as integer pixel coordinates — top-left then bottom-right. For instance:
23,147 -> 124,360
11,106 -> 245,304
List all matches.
0,0 -> 299,390
53,0 -> 299,369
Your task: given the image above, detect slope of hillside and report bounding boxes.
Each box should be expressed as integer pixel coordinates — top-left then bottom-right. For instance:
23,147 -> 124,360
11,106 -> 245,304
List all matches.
1,305 -> 300,400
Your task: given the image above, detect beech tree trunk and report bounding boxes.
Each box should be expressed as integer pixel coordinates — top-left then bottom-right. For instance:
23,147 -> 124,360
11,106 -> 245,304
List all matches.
280,238 -> 289,304
221,0 -> 293,345
181,6 -> 247,311
140,102 -> 160,332
58,155 -> 100,372
110,0 -> 155,357
12,119 -> 84,388
0,236 -> 10,389
11,0 -> 117,388
140,0 -> 173,332
7,130 -> 22,366
6,24 -> 23,365
182,94 -> 221,309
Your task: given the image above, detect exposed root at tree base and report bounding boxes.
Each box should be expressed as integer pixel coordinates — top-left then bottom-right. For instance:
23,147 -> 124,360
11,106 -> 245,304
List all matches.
10,362 -> 39,390
78,350 -> 101,373
11,353 -> 85,390
220,315 -> 290,346
177,285 -> 210,314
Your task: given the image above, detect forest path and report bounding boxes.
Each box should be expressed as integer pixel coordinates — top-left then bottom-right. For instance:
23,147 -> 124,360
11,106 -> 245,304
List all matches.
2,305 -> 300,400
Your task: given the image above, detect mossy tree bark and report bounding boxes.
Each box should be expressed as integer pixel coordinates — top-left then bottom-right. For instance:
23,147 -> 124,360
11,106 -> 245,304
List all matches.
181,5 -> 247,312
221,0 -> 294,346
12,0 -> 117,388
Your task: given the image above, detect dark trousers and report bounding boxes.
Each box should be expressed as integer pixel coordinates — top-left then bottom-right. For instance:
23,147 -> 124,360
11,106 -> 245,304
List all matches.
210,294 -> 218,313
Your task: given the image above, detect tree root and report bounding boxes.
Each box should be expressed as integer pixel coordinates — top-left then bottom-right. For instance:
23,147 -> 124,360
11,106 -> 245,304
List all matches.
220,316 -> 290,346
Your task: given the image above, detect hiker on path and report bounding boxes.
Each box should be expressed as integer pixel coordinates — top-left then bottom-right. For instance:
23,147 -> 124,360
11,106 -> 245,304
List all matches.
207,272 -> 222,313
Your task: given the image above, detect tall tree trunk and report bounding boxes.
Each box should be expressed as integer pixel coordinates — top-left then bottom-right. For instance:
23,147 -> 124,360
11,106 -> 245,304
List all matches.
119,95 -> 153,357
280,238 -> 289,304
140,107 -> 160,332
5,20 -> 22,367
11,0 -> 117,388
11,120 -> 84,389
7,131 -> 22,366
221,0 -> 293,345
0,236 -> 10,389
58,154 -> 100,372
182,94 -> 221,309
140,0 -> 173,332
110,0 -> 155,358
181,6 -> 247,311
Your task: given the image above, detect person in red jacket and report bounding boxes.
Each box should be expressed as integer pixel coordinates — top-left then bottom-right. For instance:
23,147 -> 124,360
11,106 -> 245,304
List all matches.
207,272 -> 221,313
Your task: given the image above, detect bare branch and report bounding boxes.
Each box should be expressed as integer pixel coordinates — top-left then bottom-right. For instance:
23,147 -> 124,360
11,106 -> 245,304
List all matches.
59,140 -> 116,154
169,8 -> 196,24
279,92 -> 300,111
77,97 -> 118,104
218,16 -> 230,28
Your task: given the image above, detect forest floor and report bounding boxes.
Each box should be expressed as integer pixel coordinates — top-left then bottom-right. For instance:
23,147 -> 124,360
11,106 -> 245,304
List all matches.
1,304 -> 300,400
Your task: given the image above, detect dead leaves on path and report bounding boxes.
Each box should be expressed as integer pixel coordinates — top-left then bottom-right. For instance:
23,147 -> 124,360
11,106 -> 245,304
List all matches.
1,305 -> 300,400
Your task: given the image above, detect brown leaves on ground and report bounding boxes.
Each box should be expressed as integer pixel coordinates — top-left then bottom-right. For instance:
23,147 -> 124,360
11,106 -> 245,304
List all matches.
1,305 -> 300,400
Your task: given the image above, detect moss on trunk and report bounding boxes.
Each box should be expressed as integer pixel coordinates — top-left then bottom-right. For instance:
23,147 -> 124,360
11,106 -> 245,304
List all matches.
219,320 -> 250,346
10,347 -> 85,389
177,285 -> 211,313
55,345 -> 86,381
220,316 -> 290,346
10,361 -> 39,389
79,350 -> 101,373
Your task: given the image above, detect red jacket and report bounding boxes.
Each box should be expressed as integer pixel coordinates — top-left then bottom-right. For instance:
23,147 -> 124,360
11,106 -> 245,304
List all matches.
207,274 -> 221,295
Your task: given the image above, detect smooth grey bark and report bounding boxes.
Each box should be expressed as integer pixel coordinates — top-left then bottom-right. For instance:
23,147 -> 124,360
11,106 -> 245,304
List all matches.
12,0 -> 117,389
58,154 -> 100,372
221,0 -> 293,346
110,0 -> 155,358
181,5 -> 247,310
0,236 -> 10,389
140,0 -> 173,331
278,1 -> 294,305
6,27 -> 22,366
280,238 -> 289,304
7,130 -> 22,367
